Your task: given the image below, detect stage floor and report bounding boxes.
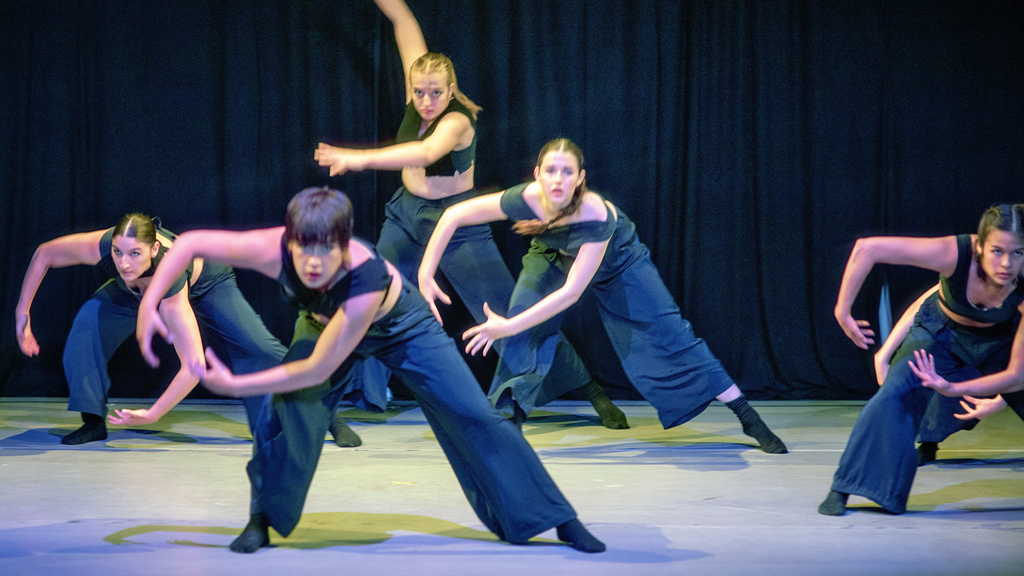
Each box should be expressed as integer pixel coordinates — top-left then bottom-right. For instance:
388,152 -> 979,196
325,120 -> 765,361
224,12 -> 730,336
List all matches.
1,398 -> 1022,576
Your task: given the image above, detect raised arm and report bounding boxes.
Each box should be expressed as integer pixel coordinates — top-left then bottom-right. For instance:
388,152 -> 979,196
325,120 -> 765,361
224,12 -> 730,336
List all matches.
15,229 -> 107,356
873,284 -> 940,385
201,286 -> 385,397
108,286 -> 205,426
835,235 -> 959,349
373,0 -> 428,102
137,227 -> 285,367
314,112 -> 470,176
418,192 -> 507,322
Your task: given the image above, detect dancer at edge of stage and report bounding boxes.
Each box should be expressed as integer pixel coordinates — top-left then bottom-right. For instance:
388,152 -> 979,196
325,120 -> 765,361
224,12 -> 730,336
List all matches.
871,285 -> 1008,466
14,213 -> 286,445
820,203 -> 1024,516
313,0 -> 627,430
134,187 -> 606,554
416,138 -> 788,453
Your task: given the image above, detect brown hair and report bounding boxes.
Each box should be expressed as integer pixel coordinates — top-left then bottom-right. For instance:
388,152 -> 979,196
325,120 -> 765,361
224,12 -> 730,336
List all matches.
410,52 -> 481,121
974,203 -> 1024,282
285,186 -> 354,248
112,213 -> 157,245
512,138 -> 588,236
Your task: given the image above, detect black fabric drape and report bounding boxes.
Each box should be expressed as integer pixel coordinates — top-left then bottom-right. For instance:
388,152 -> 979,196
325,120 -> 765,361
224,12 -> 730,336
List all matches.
2,0 -> 1022,400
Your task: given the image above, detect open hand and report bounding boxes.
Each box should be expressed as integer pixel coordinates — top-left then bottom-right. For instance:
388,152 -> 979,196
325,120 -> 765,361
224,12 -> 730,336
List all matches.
462,302 -> 509,357
956,395 -> 1005,421
908,349 -> 955,396
107,408 -> 158,426
314,143 -> 365,177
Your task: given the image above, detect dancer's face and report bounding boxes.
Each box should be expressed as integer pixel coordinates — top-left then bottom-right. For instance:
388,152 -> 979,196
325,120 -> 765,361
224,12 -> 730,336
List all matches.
288,240 -> 346,291
111,235 -> 159,283
410,72 -> 453,123
977,230 -> 1024,286
534,150 -> 585,210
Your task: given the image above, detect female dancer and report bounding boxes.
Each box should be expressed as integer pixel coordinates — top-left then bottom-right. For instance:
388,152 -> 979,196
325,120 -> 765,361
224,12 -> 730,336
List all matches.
873,285 -> 1008,465
313,0 -> 626,429
135,187 -> 605,554
417,138 -> 788,453
15,214 -> 285,444
820,203 -> 1024,515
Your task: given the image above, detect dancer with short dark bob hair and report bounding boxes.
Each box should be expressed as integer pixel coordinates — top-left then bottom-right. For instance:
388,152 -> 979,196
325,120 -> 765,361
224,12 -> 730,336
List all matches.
135,186 -> 606,554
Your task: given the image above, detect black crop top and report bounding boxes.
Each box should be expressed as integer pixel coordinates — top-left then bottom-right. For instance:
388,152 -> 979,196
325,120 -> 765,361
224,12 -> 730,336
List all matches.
277,235 -> 392,317
499,183 -> 616,256
97,224 -> 190,300
394,98 -> 476,177
939,234 -> 1024,324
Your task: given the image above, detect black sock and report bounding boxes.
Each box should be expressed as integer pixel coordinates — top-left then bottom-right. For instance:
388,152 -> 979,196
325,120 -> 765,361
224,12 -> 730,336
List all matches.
580,381 -> 629,429
61,413 -> 107,445
329,413 -> 362,447
917,442 -> 938,466
230,513 -> 270,553
818,490 -> 849,516
556,519 -> 606,553
725,396 -> 788,454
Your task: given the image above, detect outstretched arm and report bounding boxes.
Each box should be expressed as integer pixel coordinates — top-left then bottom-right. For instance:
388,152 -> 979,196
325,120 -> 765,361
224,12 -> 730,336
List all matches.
315,112 -> 471,176
873,284 -> 939,385
910,304 -> 1024,396
835,236 -> 958,349
109,287 -> 205,426
462,239 -> 608,356
137,228 -> 284,367
15,229 -> 107,356
418,192 -> 507,323
201,288 -> 384,397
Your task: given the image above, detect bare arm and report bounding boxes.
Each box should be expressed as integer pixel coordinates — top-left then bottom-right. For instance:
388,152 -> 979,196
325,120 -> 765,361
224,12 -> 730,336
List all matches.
137,228 -> 285,367
836,235 -> 959,349
911,304 -> 1024,396
874,284 -> 940,385
315,113 -> 471,176
201,289 -> 384,397
373,0 -> 428,103
15,229 -> 107,356
462,239 -> 608,356
418,192 -> 507,322
109,287 -> 205,426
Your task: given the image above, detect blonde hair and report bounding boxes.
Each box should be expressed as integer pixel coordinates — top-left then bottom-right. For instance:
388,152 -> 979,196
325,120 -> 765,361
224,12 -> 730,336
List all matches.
410,52 -> 481,121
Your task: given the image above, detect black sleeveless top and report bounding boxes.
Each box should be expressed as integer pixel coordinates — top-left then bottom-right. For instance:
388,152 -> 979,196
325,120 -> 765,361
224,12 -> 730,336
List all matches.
97,224 -> 189,300
500,183 -> 617,256
277,235 -> 392,317
939,234 -> 1024,324
395,98 -> 476,177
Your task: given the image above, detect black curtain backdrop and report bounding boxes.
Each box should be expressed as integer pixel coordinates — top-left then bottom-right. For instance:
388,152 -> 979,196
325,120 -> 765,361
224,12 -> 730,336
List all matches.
2,0 -> 1022,401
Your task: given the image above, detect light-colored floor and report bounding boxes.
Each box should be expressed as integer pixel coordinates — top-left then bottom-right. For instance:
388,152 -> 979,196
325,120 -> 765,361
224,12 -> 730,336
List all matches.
0,398 -> 1022,576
